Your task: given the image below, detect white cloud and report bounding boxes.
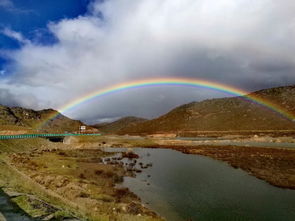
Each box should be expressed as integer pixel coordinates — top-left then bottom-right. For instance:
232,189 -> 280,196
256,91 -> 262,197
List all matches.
0,0 -> 13,8
1,0 -> 295,121
2,28 -> 31,44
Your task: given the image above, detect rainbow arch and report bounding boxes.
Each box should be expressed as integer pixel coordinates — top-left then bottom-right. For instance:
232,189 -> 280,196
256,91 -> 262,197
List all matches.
38,77 -> 295,129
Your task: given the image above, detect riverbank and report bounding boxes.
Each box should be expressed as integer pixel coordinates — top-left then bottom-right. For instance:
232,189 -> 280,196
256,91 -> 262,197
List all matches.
68,135 -> 295,189
130,135 -> 295,189
1,134 -> 295,220
0,139 -> 163,221
109,147 -> 295,221
154,145 -> 295,189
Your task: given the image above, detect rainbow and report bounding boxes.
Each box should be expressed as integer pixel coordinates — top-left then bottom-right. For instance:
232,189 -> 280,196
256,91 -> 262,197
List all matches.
38,77 -> 295,129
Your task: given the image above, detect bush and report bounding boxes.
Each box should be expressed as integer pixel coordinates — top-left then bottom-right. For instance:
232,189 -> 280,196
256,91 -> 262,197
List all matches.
78,173 -> 86,179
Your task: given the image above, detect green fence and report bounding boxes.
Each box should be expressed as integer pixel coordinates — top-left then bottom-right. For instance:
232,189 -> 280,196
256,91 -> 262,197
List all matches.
0,133 -> 101,140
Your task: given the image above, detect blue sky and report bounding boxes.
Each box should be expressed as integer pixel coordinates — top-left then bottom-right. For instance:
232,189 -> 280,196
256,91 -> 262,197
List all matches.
0,0 -> 294,122
0,0 -> 90,69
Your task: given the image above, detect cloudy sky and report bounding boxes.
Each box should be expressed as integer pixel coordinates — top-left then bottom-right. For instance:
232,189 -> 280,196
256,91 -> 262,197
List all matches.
0,0 -> 294,123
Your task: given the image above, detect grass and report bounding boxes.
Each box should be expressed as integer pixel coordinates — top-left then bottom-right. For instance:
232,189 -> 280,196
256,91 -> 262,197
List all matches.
0,139 -> 86,220
0,125 -> 33,132
69,135 -> 158,147
12,195 -> 49,218
0,138 -> 56,153
0,157 -> 81,219
0,138 -> 163,221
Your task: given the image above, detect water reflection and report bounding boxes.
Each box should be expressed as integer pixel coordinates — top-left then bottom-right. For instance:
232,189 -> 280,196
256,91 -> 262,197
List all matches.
106,147 -> 295,221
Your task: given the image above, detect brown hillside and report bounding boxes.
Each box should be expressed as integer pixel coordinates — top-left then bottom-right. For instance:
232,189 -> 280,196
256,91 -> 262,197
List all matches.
92,116 -> 147,133
0,105 -> 83,133
119,85 -> 295,135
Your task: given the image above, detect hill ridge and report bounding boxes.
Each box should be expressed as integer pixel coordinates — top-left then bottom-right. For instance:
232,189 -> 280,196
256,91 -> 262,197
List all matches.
118,84 -> 295,135
0,105 -> 83,133
92,116 -> 147,133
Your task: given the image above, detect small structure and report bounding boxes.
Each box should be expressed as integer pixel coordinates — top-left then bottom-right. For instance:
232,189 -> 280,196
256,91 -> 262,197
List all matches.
80,125 -> 86,134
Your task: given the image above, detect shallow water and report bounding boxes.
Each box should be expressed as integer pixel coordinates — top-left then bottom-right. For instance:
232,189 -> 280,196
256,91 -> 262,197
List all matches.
0,190 -> 34,221
108,148 -> 295,221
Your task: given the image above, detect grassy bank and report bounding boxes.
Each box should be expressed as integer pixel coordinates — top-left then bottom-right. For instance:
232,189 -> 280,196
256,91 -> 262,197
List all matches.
65,135 -> 158,148
0,138 -> 163,221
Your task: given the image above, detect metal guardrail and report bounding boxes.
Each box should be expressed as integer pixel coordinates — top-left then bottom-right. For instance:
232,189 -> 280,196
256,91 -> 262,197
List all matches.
0,133 -> 101,140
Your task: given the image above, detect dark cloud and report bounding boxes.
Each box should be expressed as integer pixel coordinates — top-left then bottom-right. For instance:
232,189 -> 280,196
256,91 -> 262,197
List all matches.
250,59 -> 295,73
0,87 -> 38,108
0,88 -> 18,106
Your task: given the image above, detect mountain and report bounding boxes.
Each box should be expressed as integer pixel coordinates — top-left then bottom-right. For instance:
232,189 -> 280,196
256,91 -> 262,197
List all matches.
92,116 -> 147,133
119,85 -> 295,135
0,105 -> 83,133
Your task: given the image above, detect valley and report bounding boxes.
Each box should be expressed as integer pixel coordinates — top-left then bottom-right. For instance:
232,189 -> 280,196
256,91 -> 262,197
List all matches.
0,84 -> 295,220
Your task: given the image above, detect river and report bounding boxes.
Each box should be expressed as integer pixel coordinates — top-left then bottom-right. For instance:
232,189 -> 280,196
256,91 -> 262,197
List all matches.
108,147 -> 295,221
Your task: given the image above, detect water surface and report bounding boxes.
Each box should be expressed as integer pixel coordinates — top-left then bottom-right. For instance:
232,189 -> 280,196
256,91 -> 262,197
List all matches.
109,148 -> 295,221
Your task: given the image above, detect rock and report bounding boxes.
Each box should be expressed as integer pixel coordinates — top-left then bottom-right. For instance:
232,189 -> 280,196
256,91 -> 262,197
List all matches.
121,206 -> 127,212
0,212 -> 6,221
122,151 -> 139,159
43,214 -> 55,221
127,202 -> 143,214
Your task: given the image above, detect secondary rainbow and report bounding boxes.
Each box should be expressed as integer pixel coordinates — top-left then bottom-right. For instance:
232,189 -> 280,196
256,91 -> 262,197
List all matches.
38,77 -> 295,129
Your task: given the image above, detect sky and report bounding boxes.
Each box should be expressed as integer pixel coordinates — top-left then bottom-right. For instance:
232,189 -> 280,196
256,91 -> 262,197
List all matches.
0,0 -> 295,123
